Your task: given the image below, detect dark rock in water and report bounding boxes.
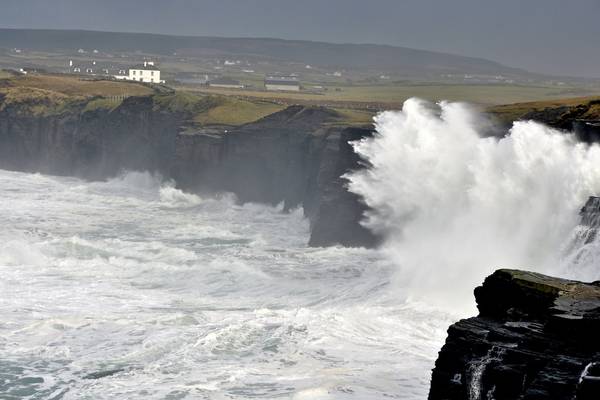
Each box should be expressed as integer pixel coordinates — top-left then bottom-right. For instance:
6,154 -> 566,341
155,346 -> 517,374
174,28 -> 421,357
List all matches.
573,120 -> 600,144
577,362 -> 600,399
83,368 -> 125,380
579,196 -> 600,243
560,196 -> 600,270
428,269 -> 600,400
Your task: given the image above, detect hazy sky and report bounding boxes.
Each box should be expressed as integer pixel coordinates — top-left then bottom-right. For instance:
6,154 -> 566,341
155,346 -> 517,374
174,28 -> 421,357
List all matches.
1,0 -> 599,77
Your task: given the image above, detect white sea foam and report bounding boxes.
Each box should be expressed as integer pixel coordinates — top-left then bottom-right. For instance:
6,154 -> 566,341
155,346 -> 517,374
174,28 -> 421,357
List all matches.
0,168 -> 443,399
346,98 -> 600,311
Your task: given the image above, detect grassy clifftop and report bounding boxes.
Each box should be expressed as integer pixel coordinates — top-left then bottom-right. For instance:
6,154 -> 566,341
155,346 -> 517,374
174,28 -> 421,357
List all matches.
0,73 -> 154,116
0,73 -> 287,125
152,91 -> 285,127
5,72 -> 598,129
488,96 -> 600,126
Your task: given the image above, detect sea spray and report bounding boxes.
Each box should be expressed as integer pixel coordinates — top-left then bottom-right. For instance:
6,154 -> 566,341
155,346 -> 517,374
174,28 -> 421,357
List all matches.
346,98 -> 600,311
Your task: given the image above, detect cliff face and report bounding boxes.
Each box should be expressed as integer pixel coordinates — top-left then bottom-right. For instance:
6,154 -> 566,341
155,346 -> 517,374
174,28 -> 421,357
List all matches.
429,268 -> 600,400
0,96 -> 178,179
173,106 -> 378,247
0,94 -> 377,247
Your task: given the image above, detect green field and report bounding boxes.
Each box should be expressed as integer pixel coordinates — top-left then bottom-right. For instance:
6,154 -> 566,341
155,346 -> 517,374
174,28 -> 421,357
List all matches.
7,74 -> 154,97
179,82 -> 600,109
3,73 -> 600,128
152,91 -> 286,126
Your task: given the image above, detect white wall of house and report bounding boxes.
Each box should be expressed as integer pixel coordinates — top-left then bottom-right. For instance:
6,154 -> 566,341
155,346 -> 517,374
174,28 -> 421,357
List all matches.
265,84 -> 300,92
128,68 -> 161,83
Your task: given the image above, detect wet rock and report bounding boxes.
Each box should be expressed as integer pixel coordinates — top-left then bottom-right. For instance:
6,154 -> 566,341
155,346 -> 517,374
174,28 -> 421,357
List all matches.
83,368 -> 125,380
429,269 -> 600,399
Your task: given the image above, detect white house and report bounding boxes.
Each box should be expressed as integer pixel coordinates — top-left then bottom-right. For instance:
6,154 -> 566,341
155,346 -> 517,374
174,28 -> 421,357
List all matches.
127,61 -> 163,83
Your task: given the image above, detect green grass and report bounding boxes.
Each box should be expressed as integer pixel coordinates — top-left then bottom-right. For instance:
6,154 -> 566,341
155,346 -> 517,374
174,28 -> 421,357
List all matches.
0,86 -> 81,116
0,70 -> 13,80
487,96 -> 600,125
153,91 -> 284,126
0,74 -> 153,117
7,74 -> 154,97
8,72 -> 600,129
153,91 -> 214,114
327,84 -> 587,105
330,108 -> 375,126
180,82 -> 600,108
194,98 -> 284,125
82,97 -> 124,113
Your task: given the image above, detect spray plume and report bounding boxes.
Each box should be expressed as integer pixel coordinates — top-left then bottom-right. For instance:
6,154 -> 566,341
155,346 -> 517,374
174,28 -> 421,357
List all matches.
346,98 -> 600,311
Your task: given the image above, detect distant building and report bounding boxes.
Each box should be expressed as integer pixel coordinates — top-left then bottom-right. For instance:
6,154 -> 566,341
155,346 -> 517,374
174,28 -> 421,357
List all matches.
18,67 -> 46,75
69,60 -> 126,77
68,59 -> 162,83
127,61 -> 163,83
264,76 -> 300,91
209,77 -> 244,89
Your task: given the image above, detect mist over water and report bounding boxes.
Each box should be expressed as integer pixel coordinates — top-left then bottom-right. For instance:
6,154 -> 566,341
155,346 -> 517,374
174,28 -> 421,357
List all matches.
0,169 -> 454,399
347,98 -> 600,310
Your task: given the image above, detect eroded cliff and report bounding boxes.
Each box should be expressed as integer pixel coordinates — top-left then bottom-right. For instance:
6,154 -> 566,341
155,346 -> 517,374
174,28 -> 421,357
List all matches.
0,82 -> 377,247
429,268 -> 600,400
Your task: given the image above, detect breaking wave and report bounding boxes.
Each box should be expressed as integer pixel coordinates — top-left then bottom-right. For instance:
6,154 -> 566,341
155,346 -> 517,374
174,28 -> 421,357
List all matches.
346,98 -> 600,310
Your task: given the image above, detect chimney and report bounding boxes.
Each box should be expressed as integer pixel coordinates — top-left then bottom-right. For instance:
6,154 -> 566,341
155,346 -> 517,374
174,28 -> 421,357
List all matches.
144,61 -> 147,67
69,60 -> 73,67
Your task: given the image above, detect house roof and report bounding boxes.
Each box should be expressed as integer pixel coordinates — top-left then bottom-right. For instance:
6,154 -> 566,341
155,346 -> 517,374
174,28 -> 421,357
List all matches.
130,64 -> 160,71
70,61 -> 127,75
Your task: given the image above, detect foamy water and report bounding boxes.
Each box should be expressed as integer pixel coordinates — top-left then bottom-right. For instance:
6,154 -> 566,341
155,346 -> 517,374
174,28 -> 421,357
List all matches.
346,98 -> 600,309
0,169 -> 452,399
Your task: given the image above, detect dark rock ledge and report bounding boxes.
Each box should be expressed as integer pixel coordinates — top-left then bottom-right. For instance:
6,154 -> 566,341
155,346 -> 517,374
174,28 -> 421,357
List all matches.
429,269 -> 600,399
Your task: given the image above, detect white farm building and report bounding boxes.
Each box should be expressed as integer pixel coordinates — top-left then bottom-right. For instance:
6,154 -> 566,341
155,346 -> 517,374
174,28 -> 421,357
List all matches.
264,76 -> 300,92
125,61 -> 163,83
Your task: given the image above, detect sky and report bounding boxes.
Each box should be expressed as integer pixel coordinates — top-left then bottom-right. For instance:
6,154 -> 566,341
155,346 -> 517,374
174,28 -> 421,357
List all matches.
1,0 -> 599,78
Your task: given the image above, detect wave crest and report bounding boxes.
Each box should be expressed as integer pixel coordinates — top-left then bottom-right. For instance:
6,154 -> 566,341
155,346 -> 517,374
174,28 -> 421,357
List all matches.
346,98 -> 600,311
